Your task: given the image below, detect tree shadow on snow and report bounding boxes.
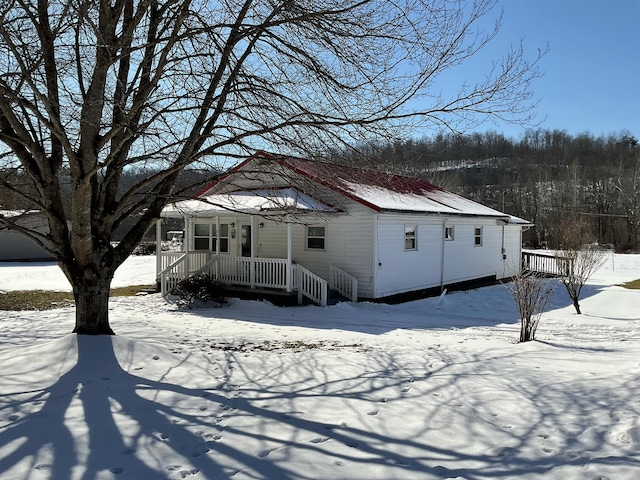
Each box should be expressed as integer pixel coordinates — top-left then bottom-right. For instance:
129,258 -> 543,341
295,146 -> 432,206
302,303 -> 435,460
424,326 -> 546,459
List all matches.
1,335 -> 639,479
180,279 -> 608,335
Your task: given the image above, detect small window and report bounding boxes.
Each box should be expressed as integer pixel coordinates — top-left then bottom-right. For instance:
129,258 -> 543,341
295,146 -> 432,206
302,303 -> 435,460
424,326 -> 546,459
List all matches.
193,222 -> 229,252
474,226 -> 483,246
194,223 -> 211,250
218,223 -> 229,253
307,226 -> 326,250
405,225 -> 417,250
444,226 -> 454,241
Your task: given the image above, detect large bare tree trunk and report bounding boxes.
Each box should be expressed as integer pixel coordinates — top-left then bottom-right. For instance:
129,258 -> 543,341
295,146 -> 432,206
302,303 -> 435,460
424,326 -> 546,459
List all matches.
62,254 -> 118,335
72,276 -> 115,335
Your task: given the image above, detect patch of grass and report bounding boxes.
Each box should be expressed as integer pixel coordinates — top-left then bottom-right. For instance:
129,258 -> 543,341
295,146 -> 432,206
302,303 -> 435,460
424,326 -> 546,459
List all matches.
618,279 -> 640,290
0,285 -> 157,311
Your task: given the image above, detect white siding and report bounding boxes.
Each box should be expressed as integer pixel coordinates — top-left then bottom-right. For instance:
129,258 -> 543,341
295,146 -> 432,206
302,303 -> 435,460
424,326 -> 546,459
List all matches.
187,209 -> 524,301
499,225 -> 523,279
374,215 -> 443,297
286,204 -> 376,298
192,203 -> 376,298
374,215 -> 519,298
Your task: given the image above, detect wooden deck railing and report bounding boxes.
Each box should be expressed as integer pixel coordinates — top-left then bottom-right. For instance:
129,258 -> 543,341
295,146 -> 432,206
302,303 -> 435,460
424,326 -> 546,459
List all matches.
293,264 -> 328,307
159,252 -> 332,306
329,265 -> 358,302
159,253 -> 297,299
522,251 -> 572,276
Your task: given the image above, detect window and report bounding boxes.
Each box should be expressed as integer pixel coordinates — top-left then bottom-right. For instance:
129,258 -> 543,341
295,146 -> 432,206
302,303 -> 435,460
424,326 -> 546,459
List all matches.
218,224 -> 229,253
405,225 -> 417,250
474,226 -> 483,246
307,226 -> 326,250
194,223 -> 211,250
193,222 -> 229,253
444,226 -> 454,241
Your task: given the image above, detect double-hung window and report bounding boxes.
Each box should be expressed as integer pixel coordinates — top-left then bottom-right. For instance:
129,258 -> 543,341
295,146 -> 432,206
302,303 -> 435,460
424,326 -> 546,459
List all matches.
474,226 -> 483,247
193,223 -> 229,253
307,226 -> 326,250
405,225 -> 417,250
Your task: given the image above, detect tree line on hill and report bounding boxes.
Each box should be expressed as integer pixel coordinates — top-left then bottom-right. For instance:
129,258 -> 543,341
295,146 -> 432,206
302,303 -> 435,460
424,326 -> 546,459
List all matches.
3,128 -> 638,251
325,129 -> 640,251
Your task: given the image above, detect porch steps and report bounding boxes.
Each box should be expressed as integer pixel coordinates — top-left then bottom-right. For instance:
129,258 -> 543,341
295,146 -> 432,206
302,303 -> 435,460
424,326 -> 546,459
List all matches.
327,289 -> 348,306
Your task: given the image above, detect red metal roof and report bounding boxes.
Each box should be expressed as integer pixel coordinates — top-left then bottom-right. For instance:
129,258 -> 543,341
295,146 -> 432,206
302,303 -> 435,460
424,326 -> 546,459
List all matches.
196,151 -> 510,218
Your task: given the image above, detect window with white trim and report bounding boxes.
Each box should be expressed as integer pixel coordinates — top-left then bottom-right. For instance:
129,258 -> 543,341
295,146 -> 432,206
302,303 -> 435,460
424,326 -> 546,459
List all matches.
193,223 -> 229,252
474,226 -> 483,246
306,225 -> 326,250
405,224 -> 417,250
444,226 -> 454,241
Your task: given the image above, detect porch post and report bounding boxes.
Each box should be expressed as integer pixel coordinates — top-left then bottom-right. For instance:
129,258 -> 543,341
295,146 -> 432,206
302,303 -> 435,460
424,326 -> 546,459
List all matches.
215,216 -> 220,255
155,218 -> 162,277
250,215 -> 256,288
215,215 -> 220,278
184,217 -> 191,279
286,222 -> 293,292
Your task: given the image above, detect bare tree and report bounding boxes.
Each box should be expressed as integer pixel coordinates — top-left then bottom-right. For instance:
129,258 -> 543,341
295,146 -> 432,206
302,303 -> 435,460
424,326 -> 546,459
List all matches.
0,0 -> 544,334
556,218 -> 606,314
507,270 -> 554,342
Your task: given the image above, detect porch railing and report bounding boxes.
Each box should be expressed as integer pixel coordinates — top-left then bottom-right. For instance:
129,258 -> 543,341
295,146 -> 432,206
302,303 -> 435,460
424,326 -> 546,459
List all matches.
522,251 -> 572,277
329,265 -> 358,302
159,252 -> 328,306
158,253 -> 187,297
294,264 -> 328,307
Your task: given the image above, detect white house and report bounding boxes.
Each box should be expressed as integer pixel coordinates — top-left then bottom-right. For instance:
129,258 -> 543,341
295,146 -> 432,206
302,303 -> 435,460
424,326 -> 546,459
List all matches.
157,152 -> 531,305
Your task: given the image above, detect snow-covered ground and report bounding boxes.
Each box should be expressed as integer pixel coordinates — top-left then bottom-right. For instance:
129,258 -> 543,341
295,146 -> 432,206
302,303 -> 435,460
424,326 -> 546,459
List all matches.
0,253 -> 638,479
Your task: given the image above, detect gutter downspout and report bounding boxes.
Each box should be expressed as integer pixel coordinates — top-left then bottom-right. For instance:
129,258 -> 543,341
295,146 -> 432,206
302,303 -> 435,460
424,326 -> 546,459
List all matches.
286,222 -> 292,292
155,218 -> 162,280
440,218 -> 447,292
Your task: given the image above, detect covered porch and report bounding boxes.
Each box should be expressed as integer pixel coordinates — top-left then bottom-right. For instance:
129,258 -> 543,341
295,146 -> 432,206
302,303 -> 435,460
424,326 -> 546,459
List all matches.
155,189 -> 357,306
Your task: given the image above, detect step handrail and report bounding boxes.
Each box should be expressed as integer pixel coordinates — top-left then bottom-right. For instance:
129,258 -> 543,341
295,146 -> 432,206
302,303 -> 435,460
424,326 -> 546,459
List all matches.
329,265 -> 358,302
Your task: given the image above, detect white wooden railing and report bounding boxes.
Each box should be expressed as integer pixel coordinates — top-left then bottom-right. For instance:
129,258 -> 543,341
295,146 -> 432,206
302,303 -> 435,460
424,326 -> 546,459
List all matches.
294,264 -> 328,307
329,265 -> 358,302
159,253 -> 291,296
159,253 -> 187,297
159,252 -> 329,306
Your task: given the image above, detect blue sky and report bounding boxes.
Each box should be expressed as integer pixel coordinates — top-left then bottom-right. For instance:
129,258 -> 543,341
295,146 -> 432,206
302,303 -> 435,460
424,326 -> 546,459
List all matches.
443,0 -> 640,139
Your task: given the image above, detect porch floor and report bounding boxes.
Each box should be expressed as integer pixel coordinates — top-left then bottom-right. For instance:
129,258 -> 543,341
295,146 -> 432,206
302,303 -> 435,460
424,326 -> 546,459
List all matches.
222,286 -> 300,307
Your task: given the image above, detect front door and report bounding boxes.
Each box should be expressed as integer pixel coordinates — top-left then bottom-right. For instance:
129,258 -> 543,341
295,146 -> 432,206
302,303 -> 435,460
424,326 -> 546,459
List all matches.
240,224 -> 252,257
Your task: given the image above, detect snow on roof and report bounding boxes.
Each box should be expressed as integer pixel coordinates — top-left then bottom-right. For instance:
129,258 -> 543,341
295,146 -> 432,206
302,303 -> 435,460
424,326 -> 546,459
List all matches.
190,152 -> 529,220
280,154 -> 512,217
163,188 -> 337,218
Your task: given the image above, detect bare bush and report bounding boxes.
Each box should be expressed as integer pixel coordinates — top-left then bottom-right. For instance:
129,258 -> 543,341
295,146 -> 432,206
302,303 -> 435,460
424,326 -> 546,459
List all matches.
555,218 -> 607,314
508,270 -> 554,343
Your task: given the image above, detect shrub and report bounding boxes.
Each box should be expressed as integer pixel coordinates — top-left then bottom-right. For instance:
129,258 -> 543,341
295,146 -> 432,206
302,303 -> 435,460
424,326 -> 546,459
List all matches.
170,274 -> 229,308
507,270 -> 554,343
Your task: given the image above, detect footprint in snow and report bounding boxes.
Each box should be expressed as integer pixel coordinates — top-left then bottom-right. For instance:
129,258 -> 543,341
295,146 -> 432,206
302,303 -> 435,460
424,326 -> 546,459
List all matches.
110,467 -> 124,474
258,449 -> 274,458
190,446 -> 210,458
367,410 -> 379,416
310,437 -> 330,444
